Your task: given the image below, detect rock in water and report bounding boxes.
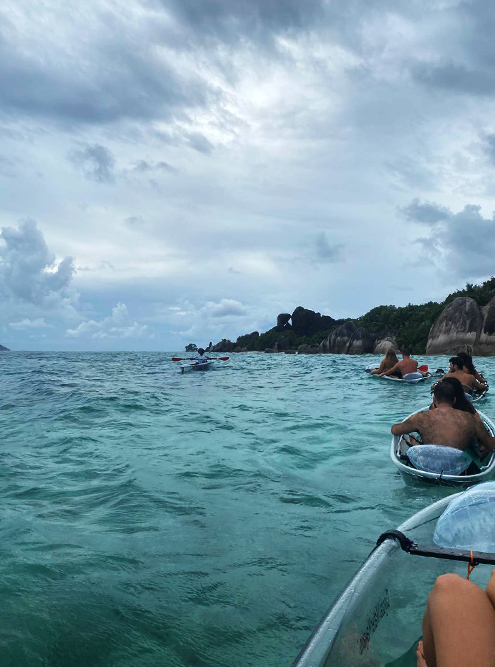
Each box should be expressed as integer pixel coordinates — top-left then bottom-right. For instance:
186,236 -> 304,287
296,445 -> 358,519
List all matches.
328,321 -> 357,353
477,296 -> 495,356
0,344 -> 10,351
426,297 -> 483,355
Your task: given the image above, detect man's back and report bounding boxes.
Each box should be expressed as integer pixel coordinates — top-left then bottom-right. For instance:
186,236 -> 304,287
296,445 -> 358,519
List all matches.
413,408 -> 476,450
398,357 -> 418,376
443,369 -> 477,391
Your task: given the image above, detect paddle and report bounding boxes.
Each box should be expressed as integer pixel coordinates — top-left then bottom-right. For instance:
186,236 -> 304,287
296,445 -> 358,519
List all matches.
418,364 -> 428,372
171,356 -> 230,361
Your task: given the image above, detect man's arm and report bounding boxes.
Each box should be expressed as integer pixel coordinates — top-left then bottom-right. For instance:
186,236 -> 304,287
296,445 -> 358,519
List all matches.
380,361 -> 400,377
391,415 -> 420,436
473,415 -> 495,450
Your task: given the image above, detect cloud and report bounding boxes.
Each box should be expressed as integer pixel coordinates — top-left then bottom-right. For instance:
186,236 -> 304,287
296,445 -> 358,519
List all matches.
68,144 -> 116,183
205,299 -> 247,318
0,219 -> 75,306
313,232 -> 342,263
131,160 -> 177,174
400,198 -> 452,224
66,303 -> 149,339
9,318 -> 53,329
404,199 -> 495,280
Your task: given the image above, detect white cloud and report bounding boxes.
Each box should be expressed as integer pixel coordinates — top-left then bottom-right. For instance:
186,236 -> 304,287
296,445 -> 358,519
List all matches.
66,303 -> 149,340
9,318 -> 53,329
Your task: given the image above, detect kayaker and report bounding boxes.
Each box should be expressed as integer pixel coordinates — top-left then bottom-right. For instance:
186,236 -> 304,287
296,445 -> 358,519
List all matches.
195,348 -> 209,363
417,570 -> 495,667
429,377 -> 475,414
369,349 -> 399,375
391,381 -> 495,451
379,346 -> 418,378
457,351 -> 488,387
440,356 -> 487,395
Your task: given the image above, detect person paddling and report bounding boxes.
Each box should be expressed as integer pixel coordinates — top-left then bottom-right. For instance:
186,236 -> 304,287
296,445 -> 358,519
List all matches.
441,356 -> 486,395
194,348 -> 209,363
379,346 -> 418,379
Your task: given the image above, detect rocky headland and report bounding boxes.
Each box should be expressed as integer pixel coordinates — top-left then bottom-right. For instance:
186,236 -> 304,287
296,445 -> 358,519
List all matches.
0,344 -> 10,351
205,277 -> 495,356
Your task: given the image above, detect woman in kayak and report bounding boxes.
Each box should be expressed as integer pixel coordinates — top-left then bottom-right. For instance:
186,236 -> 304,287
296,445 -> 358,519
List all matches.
369,349 -> 399,375
417,570 -> 495,667
457,352 -> 488,389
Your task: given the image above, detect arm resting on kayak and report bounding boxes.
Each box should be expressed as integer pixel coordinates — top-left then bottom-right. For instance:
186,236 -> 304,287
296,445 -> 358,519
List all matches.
380,361 -> 400,377
391,415 -> 419,436
474,415 -> 495,451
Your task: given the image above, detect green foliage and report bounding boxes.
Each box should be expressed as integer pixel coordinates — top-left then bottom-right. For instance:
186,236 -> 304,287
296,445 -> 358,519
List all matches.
232,277 -> 495,354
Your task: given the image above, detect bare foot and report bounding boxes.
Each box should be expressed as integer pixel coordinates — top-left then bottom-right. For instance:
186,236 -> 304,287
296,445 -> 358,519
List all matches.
416,640 -> 428,667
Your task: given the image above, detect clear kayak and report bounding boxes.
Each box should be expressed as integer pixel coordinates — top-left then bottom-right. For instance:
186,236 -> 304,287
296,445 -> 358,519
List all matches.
180,360 -> 214,373
365,366 -> 430,384
292,493 -> 495,666
391,407 -> 495,487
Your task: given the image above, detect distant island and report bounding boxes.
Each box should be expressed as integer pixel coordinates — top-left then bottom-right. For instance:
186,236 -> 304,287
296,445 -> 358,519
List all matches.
207,277 -> 495,356
0,344 -> 10,351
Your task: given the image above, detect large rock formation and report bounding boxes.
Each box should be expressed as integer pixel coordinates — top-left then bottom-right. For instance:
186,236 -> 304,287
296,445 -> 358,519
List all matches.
291,306 -> 335,336
478,298 -> 495,355
373,338 -> 399,355
276,313 -> 292,330
0,344 -> 9,351
426,296 -> 495,355
426,297 -> 483,355
347,327 -> 376,354
328,321 -> 357,353
297,344 -> 320,354
211,339 -> 234,352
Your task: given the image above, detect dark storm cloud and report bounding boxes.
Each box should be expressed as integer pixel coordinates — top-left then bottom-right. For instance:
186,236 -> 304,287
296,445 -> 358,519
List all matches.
68,144 -> 116,183
404,200 -> 495,280
0,6 -> 212,126
400,199 -> 451,225
163,0 -> 326,46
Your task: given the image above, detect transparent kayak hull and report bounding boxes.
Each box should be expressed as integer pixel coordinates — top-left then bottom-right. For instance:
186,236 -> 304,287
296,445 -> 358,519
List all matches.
390,407 -> 495,487
180,361 -> 214,373
291,494 -> 494,667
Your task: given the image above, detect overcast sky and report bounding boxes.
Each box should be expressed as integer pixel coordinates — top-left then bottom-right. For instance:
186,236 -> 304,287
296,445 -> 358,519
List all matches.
1,0 -> 495,351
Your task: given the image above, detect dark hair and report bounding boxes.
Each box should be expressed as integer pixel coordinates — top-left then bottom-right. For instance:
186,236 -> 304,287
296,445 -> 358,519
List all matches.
433,381 -> 456,405
449,356 -> 464,370
440,377 -> 476,413
401,346 -> 411,356
198,348 -> 205,355
457,352 -> 475,375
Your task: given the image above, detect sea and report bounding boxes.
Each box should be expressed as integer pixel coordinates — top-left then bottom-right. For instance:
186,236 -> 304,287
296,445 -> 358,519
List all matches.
1,351 -> 492,667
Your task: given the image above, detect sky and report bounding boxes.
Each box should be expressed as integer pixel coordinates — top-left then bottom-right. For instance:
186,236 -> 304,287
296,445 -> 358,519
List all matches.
1,0 -> 495,351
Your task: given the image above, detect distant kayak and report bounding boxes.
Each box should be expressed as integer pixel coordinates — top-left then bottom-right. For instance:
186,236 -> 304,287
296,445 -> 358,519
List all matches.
391,406 -> 495,487
180,360 -> 214,373
292,492 -> 495,666
365,366 -> 430,383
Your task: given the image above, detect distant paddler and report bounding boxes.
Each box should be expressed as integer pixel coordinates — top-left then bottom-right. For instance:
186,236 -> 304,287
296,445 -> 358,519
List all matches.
194,348 -> 209,363
379,346 -> 418,379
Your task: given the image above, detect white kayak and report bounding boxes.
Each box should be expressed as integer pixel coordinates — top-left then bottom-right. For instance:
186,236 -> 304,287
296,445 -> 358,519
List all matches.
391,407 -> 495,487
365,365 -> 430,383
180,360 -> 214,373
292,492 -> 495,666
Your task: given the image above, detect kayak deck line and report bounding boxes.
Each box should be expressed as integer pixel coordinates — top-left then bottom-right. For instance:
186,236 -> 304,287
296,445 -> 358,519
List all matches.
376,529 -> 495,567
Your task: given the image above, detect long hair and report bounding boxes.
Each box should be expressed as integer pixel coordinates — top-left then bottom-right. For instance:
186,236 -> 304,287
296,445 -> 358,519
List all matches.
457,352 -> 475,375
438,377 -> 476,414
383,349 -> 399,369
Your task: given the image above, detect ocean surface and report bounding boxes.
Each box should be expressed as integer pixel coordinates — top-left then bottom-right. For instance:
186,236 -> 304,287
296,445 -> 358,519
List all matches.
1,351 -> 492,667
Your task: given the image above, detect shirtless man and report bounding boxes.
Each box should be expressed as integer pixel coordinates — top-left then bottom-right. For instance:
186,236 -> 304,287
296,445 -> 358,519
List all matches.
441,356 -> 487,395
391,381 -> 495,451
379,346 -> 418,379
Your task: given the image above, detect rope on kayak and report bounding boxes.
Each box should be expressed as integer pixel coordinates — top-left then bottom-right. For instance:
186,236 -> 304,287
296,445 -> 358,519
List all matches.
467,550 -> 477,580
375,530 -> 495,567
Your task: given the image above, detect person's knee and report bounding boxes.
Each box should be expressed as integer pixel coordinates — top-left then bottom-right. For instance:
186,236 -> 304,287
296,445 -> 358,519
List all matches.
430,573 -> 465,600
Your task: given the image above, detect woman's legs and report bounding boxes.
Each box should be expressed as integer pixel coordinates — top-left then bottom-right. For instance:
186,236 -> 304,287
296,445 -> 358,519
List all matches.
420,573 -> 495,667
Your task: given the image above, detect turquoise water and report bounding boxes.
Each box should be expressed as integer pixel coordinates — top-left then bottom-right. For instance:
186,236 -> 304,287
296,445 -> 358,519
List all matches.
0,352 -> 492,667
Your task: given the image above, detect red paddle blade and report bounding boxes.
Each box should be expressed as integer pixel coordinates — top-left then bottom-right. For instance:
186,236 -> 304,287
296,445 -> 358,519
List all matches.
419,364 -> 428,372
219,356 -> 229,361
171,357 -> 184,361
